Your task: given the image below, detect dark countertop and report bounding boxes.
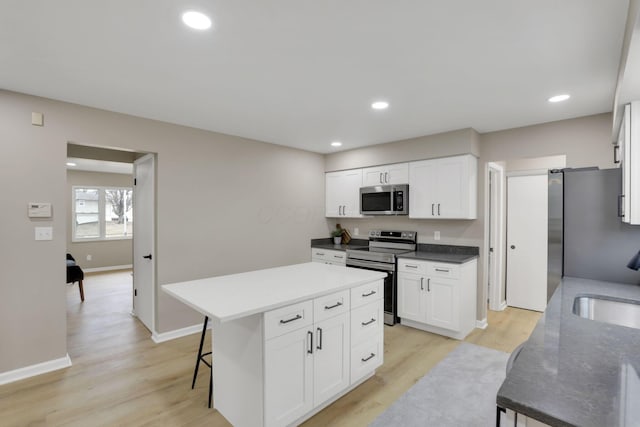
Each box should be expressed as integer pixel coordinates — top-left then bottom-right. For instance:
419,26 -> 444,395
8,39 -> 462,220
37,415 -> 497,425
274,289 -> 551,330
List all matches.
497,277 -> 640,427
310,238 -> 368,251
398,243 -> 479,264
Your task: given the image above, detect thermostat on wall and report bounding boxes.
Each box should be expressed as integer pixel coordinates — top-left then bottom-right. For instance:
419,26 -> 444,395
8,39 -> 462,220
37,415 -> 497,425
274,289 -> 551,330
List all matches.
28,202 -> 52,218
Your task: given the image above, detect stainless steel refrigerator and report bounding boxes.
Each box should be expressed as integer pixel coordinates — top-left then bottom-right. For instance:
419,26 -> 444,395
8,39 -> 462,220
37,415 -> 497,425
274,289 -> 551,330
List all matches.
548,167 -> 640,297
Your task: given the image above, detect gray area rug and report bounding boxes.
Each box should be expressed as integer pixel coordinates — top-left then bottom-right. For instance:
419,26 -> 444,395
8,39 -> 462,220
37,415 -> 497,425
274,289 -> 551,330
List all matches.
370,342 -> 509,427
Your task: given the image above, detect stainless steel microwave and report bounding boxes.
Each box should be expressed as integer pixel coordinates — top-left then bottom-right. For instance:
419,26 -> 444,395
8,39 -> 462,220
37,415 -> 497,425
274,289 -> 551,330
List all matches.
360,184 -> 409,215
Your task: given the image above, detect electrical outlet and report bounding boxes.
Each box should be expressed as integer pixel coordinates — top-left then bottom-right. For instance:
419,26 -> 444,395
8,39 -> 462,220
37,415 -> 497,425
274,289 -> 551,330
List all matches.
86,254 -> 92,261
354,227 -> 359,235
434,231 -> 441,241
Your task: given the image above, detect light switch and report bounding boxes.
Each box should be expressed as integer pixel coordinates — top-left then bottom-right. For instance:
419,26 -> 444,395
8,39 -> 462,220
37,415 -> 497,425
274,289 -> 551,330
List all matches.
35,226 -> 53,241
31,112 -> 44,126
434,231 -> 441,241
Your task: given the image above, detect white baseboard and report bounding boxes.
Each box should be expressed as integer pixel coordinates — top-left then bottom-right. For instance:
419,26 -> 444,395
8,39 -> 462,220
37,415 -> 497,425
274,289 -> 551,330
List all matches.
476,318 -> 488,329
499,301 -> 508,311
84,264 -> 133,273
0,354 -> 72,386
151,323 -> 207,344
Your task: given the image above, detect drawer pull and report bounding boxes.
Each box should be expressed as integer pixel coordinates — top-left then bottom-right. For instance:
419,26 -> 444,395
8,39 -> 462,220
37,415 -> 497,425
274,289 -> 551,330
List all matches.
324,301 -> 343,310
361,318 -> 376,326
362,290 -> 377,297
361,352 -> 376,362
405,264 -> 418,269
316,252 -> 325,256
435,268 -> 450,272
333,255 -> 343,258
280,314 -> 302,324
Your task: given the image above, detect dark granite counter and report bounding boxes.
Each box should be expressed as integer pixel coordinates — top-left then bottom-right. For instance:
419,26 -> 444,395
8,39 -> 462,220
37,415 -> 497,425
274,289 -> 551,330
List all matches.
399,243 -> 479,264
497,277 -> 640,427
310,238 -> 368,251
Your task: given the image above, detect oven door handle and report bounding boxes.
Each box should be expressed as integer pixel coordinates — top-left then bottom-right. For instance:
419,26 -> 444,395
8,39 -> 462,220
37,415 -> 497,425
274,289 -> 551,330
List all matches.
346,258 -> 395,272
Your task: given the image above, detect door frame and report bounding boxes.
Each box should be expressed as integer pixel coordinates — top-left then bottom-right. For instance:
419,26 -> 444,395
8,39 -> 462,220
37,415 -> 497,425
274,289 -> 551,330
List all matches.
133,153 -> 157,335
485,162 -> 506,311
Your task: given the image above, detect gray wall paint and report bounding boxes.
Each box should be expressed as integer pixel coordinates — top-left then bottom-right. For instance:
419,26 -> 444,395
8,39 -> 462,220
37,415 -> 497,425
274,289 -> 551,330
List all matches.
66,170 -> 133,269
0,90 -> 329,374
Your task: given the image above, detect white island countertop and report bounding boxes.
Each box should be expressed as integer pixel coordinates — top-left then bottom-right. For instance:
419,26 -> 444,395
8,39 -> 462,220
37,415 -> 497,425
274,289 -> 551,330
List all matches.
162,262 -> 386,323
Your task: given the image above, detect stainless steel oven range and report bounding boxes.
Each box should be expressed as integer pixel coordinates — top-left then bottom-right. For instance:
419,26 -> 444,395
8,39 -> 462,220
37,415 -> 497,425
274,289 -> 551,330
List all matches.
346,230 -> 417,325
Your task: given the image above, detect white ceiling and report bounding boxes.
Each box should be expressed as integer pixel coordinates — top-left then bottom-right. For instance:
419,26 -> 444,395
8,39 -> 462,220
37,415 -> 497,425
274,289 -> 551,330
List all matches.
0,1 -> 630,153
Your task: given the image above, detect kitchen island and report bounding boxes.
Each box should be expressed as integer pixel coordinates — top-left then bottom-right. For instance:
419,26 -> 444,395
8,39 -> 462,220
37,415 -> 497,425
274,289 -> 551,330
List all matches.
497,276 -> 640,426
163,262 -> 386,427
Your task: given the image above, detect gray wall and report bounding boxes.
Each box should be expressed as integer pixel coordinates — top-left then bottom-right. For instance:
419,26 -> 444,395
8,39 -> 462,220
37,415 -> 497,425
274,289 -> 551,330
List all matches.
0,89 -> 329,374
66,170 -> 134,269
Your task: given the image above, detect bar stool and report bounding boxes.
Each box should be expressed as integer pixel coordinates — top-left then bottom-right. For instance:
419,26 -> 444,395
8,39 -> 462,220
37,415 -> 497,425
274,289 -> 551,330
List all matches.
192,316 -> 213,408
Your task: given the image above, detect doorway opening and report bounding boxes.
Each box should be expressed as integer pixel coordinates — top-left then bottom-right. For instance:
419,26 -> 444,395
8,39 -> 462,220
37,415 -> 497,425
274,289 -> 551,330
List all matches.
66,143 -> 156,337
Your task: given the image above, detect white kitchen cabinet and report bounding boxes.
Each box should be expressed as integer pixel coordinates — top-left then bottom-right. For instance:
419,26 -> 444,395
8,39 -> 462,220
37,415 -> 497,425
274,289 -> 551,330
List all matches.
313,312 -> 350,404
409,154 -> 477,219
362,163 -> 409,186
617,102 -> 640,224
397,258 -> 477,340
311,248 -> 346,266
326,169 -> 363,217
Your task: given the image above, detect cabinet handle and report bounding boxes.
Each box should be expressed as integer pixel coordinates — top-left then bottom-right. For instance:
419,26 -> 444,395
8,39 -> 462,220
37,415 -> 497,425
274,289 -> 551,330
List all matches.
618,195 -> 625,218
316,252 -> 325,256
307,330 -> 313,354
385,172 -> 389,183
614,145 -> 620,164
361,353 -> 376,362
405,264 -> 418,269
380,172 -> 384,184
333,255 -> 343,259
316,327 -> 323,350
438,203 -> 441,216
362,318 -> 376,326
362,290 -> 377,297
435,268 -> 449,273
324,301 -> 343,310
432,203 -> 435,216
420,277 -> 424,290
427,278 -> 431,292
280,314 -> 302,324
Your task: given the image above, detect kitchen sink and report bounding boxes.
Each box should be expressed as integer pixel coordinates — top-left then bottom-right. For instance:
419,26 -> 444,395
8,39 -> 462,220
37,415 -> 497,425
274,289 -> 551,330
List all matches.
572,295 -> 640,329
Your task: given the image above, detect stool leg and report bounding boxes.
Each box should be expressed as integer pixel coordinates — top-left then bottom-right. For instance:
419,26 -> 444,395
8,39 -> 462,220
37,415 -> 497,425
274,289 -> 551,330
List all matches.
78,280 -> 85,302
192,316 -> 209,389
208,364 -> 213,408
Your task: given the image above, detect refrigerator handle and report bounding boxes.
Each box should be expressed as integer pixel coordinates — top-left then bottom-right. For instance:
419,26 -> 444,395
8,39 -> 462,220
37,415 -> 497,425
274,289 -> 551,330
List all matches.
614,145 -> 620,164
618,194 -> 625,218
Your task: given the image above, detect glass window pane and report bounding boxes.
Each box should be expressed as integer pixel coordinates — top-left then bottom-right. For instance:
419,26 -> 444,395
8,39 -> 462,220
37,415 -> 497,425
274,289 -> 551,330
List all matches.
105,189 -> 133,238
74,188 -> 99,239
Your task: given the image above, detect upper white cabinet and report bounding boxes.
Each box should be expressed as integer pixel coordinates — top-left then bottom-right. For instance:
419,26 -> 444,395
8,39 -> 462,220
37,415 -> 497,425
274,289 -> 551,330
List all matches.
617,102 -> 640,224
409,154 -> 477,219
325,169 -> 363,218
362,163 -> 409,186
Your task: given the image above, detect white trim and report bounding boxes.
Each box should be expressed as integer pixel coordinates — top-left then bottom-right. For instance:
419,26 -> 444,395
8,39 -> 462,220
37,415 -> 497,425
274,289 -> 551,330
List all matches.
475,318 -> 488,329
151,323 -> 205,344
84,264 -> 133,273
499,301 -> 508,311
0,354 -> 72,385
505,168 -> 549,177
486,162 -> 507,312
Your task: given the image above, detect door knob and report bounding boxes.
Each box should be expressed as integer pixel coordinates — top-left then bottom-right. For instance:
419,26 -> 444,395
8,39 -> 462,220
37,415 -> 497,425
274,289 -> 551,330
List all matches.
510,245 -> 515,250
143,254 -> 153,260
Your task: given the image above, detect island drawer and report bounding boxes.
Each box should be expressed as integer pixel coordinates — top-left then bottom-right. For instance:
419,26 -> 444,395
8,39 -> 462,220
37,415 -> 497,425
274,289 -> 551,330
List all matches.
351,334 -> 383,384
314,289 -> 350,323
351,300 -> 383,345
351,280 -> 383,309
264,300 -> 313,340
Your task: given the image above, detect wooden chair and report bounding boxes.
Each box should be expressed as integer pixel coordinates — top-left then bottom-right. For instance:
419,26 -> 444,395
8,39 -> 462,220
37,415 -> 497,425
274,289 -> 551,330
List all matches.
66,253 -> 85,301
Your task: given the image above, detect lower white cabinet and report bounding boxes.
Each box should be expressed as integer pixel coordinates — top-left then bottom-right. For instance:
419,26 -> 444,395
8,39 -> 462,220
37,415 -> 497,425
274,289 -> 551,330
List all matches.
261,283 -> 382,427
311,248 -> 346,266
397,258 -> 477,340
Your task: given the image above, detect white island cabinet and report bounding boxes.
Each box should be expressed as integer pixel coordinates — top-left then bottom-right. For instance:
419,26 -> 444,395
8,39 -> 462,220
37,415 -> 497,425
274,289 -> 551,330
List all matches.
163,262 -> 385,427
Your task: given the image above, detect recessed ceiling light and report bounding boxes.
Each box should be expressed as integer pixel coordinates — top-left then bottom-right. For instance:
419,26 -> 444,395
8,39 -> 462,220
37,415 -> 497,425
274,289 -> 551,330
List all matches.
66,162 -> 77,167
331,141 -> 342,147
371,101 -> 389,110
548,94 -> 570,103
182,11 -> 212,30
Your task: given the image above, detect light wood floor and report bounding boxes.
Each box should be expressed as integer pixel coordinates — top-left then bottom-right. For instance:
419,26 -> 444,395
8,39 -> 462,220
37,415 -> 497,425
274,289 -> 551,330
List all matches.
0,271 -> 541,426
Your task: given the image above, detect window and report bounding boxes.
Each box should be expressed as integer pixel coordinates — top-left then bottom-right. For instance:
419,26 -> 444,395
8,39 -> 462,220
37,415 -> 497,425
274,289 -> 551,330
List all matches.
73,186 -> 133,241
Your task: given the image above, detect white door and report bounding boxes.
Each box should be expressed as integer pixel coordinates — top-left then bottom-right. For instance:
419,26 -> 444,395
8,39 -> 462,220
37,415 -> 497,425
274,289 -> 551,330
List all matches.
313,313 -> 350,405
397,273 -> 425,322
409,159 -> 438,218
425,277 -> 459,331
133,154 -> 155,332
506,174 -> 548,312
